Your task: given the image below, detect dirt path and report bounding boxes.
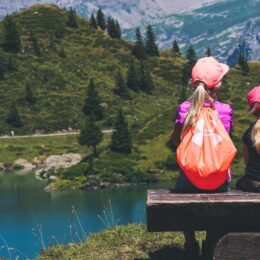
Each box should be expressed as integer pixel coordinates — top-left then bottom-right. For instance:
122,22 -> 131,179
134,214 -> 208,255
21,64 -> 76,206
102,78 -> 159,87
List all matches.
0,130 -> 113,139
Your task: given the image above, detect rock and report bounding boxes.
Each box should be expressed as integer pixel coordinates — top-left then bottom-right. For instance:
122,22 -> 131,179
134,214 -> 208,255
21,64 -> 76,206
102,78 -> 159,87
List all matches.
13,159 -> 36,171
49,175 -> 58,181
0,162 -> 4,171
114,183 -> 132,188
44,153 -> 82,170
79,182 -> 93,189
44,183 -> 58,192
99,182 -> 111,189
33,156 -> 46,168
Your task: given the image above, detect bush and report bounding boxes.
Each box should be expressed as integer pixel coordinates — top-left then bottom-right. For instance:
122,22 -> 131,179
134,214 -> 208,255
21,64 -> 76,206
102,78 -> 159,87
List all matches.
57,163 -> 87,179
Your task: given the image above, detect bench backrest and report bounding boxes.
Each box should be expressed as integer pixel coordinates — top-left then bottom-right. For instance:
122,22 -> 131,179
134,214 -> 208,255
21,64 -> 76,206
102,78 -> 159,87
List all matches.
147,189 -> 260,232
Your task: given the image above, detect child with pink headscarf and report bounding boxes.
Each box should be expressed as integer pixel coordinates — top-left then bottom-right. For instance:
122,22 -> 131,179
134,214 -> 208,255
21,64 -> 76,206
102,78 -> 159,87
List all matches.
236,86 -> 260,192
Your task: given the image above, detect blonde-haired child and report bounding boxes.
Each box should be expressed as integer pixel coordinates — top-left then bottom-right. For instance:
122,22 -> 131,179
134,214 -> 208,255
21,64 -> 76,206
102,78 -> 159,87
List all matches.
237,86 -> 260,192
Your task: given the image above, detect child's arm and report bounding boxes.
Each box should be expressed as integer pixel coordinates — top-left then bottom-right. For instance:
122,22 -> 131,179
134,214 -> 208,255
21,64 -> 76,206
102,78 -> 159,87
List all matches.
243,143 -> 249,165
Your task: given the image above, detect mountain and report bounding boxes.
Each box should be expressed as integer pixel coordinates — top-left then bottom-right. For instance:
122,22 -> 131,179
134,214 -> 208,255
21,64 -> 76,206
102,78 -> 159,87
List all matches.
0,0 -> 220,28
140,0 -> 260,64
0,0 -> 259,63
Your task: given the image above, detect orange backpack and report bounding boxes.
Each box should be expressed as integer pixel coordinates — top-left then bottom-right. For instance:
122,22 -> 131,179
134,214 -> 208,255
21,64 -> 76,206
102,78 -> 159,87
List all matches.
177,107 -> 237,190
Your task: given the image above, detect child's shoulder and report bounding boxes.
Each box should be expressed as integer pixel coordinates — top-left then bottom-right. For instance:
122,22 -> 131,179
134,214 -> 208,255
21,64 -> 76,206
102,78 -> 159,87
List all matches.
177,100 -> 191,112
214,100 -> 233,113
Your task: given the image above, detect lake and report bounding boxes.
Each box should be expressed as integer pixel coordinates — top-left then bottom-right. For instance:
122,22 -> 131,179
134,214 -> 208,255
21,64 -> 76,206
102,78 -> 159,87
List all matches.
0,171 -> 173,259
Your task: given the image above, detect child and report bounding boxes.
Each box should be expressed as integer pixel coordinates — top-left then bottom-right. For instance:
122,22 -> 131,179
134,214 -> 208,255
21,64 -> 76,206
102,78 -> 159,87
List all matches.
171,56 -> 234,257
172,57 -> 233,192
236,86 -> 260,192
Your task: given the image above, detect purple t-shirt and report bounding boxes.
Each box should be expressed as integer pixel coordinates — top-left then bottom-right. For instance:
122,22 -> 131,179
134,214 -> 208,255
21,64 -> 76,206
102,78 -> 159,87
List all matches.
175,100 -> 233,134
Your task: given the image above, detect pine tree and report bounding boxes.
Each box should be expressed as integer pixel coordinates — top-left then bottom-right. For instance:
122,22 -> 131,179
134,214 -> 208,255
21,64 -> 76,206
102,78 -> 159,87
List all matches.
6,102 -> 22,128
58,46 -> 66,58
55,25 -> 65,39
85,154 -> 95,176
172,40 -> 181,56
238,53 -> 250,74
29,31 -> 41,57
96,8 -> 106,31
115,20 -> 122,39
182,45 -> 198,84
90,13 -> 98,29
139,61 -> 154,93
107,17 -> 117,38
127,62 -> 139,92
83,79 -> 103,120
114,70 -> 131,99
110,109 -> 132,154
66,8 -> 78,28
6,56 -> 15,72
145,25 -> 159,57
78,113 -> 103,157
25,84 -> 36,104
206,47 -> 211,57
2,15 -> 21,53
132,27 -> 146,60
186,45 -> 197,66
0,58 -> 5,80
48,35 -> 57,51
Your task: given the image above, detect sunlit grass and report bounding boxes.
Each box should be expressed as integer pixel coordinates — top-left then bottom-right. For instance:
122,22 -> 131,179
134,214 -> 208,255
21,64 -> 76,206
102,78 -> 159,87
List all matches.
0,133 -> 112,164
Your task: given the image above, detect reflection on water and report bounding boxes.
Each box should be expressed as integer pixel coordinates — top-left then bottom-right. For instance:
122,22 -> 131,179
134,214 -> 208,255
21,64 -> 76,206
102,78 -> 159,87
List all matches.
0,172 -> 173,259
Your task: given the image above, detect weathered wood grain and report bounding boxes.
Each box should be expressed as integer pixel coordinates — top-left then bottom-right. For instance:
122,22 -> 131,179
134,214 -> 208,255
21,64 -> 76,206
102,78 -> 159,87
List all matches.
214,233 -> 260,260
147,190 -> 260,232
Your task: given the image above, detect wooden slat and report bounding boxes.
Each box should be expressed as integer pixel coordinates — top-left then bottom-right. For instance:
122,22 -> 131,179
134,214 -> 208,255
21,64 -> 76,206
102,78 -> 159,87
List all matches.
214,233 -> 260,260
147,189 -> 260,232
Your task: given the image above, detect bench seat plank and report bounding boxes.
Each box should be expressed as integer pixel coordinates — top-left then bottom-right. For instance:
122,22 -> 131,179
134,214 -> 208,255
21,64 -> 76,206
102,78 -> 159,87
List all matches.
147,189 -> 260,232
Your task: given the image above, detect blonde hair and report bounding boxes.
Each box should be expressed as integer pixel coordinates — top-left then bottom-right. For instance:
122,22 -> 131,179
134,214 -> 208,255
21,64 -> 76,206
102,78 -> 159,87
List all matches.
182,82 -> 215,138
251,103 -> 260,154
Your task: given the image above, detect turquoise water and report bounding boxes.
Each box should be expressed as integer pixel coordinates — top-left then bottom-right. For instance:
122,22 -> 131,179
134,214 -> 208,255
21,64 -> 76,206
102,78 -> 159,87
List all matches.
0,172 -> 173,259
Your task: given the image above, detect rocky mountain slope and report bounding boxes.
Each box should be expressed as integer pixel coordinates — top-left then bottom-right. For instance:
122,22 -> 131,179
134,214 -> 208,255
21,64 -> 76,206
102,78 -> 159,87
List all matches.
0,0 -> 220,28
0,0 -> 259,63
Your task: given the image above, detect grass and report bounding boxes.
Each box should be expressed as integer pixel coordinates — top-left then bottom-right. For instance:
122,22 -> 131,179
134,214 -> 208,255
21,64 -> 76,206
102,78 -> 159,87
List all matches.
38,224 -> 206,260
0,132 -> 111,164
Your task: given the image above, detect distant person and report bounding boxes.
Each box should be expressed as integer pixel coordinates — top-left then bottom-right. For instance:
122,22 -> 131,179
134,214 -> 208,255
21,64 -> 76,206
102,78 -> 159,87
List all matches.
236,86 -> 260,192
171,57 -> 235,256
10,130 -> 14,137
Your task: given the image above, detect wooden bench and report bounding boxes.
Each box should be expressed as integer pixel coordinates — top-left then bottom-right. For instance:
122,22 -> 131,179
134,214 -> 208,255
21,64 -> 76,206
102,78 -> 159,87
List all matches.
147,189 -> 260,258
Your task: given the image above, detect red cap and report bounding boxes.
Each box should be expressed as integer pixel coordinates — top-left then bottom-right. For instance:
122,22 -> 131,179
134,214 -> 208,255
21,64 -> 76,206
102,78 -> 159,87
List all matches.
247,86 -> 260,108
192,57 -> 229,89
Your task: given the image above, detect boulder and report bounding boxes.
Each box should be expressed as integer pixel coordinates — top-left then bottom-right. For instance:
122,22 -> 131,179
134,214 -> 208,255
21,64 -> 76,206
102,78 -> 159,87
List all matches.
44,153 -> 82,169
13,159 -> 36,171
0,162 -> 4,171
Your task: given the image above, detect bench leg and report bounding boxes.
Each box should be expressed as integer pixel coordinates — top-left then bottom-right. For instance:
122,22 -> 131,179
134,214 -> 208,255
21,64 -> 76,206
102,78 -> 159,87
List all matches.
202,231 -> 228,260
184,231 -> 200,258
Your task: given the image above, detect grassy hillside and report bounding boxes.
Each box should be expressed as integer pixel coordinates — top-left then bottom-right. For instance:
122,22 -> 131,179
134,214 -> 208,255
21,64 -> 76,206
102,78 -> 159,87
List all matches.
0,4 -> 259,186
0,4 -> 183,135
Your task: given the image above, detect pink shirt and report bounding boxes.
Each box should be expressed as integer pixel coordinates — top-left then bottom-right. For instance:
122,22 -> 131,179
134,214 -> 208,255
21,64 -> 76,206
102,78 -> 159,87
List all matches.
175,100 -> 233,134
